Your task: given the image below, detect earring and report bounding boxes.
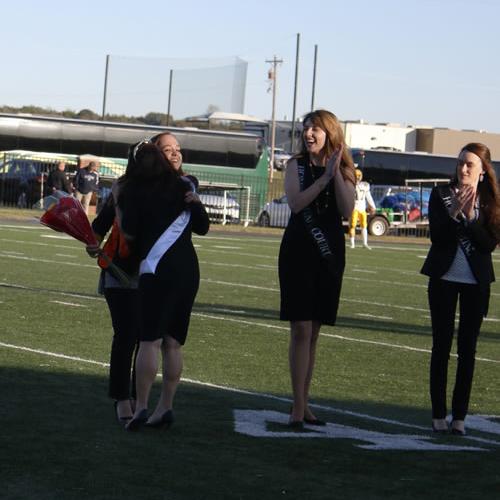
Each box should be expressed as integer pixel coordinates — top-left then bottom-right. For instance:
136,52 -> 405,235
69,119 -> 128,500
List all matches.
479,172 -> 484,182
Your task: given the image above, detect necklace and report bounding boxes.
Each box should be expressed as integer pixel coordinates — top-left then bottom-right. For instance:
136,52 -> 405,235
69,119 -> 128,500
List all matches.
309,161 -> 330,214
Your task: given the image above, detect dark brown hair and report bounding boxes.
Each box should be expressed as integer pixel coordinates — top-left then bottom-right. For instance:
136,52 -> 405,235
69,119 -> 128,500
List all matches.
117,142 -> 187,212
151,132 -> 185,176
460,142 -> 500,241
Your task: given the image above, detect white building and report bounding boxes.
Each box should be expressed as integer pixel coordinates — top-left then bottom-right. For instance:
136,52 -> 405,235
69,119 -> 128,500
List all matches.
343,121 -> 417,152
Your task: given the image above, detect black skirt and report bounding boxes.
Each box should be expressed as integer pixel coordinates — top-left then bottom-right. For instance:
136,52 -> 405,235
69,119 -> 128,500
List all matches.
138,239 -> 200,345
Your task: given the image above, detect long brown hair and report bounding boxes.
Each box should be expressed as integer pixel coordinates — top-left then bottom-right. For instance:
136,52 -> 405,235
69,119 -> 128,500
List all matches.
298,110 -> 356,185
460,142 -> 500,241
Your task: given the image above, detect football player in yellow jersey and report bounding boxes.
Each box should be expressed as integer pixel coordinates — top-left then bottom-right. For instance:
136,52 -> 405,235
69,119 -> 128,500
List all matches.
349,169 -> 376,249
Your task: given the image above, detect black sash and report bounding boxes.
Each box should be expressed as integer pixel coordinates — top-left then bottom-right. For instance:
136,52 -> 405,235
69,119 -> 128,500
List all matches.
297,163 -> 336,275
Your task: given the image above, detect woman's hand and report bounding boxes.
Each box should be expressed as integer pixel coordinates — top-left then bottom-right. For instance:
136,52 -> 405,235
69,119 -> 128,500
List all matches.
86,244 -> 101,258
185,191 -> 201,204
449,185 -> 476,220
325,145 -> 343,180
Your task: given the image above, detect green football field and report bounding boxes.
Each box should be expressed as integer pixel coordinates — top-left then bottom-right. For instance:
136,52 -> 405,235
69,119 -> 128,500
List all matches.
1,219 -> 499,500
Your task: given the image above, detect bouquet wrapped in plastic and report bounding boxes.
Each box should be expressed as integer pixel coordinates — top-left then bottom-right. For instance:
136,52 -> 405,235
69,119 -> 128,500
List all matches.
40,191 -> 131,286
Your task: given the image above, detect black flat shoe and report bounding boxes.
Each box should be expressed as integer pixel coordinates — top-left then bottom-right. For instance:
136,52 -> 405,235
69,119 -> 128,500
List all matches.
145,410 -> 175,429
304,417 -> 326,426
432,424 -> 449,434
288,420 -> 304,431
126,409 -> 149,432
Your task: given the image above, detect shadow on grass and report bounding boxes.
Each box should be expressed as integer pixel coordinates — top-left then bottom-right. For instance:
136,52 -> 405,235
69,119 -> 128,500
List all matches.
2,363 -> 499,500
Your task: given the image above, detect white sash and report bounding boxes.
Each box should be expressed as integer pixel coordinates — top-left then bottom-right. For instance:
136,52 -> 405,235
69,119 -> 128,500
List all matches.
139,210 -> 191,275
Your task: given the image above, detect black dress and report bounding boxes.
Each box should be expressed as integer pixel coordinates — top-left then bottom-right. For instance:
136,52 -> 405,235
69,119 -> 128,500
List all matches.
278,159 -> 345,325
121,178 -> 210,344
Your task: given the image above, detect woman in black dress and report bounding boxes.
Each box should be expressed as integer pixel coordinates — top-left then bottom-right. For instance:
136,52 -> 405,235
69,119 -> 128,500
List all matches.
117,141 -> 210,430
279,110 -> 356,428
421,142 -> 500,435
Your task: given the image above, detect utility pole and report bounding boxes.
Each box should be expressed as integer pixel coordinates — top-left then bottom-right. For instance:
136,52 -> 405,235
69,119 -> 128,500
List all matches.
166,69 -> 173,126
266,55 -> 283,182
311,44 -> 318,111
101,54 -> 110,120
290,33 -> 300,152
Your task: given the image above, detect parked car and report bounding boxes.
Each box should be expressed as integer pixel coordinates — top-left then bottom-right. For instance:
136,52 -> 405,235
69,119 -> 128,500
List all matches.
269,147 -> 292,171
257,195 -> 290,227
199,189 -> 240,224
256,192 -> 413,237
0,159 -> 51,207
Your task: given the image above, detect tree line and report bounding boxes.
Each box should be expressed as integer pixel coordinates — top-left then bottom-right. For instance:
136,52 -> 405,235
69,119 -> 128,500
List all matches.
0,105 -> 246,132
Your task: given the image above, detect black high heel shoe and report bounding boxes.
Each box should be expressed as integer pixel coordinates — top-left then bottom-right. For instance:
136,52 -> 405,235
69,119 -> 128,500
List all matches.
288,420 -> 304,431
451,421 -> 466,436
126,409 -> 149,432
431,423 -> 449,434
145,410 -> 175,429
304,417 -> 326,426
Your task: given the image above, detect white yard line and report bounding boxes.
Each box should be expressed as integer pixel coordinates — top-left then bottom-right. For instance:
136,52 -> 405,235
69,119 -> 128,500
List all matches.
191,312 -> 499,364
1,340 -> 498,446
355,313 -> 393,320
0,253 -> 96,268
0,280 -> 498,363
50,300 -> 88,307
0,237 -> 80,250
40,234 -> 74,240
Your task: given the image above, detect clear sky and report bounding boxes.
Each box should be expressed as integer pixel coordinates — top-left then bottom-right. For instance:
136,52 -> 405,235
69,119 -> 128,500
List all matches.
2,0 -> 499,132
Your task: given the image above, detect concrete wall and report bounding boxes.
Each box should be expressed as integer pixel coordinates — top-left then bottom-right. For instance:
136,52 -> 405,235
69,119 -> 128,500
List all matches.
416,128 -> 500,160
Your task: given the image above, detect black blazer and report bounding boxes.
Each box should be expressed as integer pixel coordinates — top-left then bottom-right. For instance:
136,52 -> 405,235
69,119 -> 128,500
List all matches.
420,184 -> 497,288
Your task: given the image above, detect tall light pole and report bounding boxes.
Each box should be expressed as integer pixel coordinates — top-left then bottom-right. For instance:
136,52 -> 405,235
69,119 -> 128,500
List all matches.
266,55 -> 283,182
311,44 -> 318,111
101,54 -> 110,120
166,69 -> 173,126
290,33 -> 300,152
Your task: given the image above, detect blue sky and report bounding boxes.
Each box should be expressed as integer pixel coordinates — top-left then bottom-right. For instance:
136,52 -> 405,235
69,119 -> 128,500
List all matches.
3,0 -> 499,132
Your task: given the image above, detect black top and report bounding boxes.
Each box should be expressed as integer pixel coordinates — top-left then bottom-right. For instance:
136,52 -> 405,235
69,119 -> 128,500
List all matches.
74,168 -> 99,194
120,177 -> 210,260
420,184 -> 497,288
47,169 -> 71,193
282,159 -> 346,273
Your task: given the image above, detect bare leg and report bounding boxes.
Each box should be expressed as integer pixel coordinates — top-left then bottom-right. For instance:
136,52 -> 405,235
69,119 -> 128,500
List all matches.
304,321 -> 321,421
148,335 -> 183,422
289,321 -> 313,422
132,339 -> 161,418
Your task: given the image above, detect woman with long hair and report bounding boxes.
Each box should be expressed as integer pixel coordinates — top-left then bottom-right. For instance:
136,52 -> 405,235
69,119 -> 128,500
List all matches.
86,146 -> 144,424
421,142 -> 500,435
279,110 -> 355,428
118,141 -> 209,431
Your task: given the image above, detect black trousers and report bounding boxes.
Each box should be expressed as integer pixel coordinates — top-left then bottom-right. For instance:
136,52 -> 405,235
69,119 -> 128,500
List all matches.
428,278 -> 487,421
104,288 -> 140,401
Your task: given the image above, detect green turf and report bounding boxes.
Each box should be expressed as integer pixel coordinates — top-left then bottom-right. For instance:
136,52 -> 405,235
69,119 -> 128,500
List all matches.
0,220 -> 499,499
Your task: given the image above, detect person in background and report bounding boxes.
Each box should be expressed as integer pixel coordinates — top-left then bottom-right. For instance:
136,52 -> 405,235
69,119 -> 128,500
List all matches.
118,141 -> 209,431
279,109 -> 355,429
349,168 -> 376,249
74,161 -> 99,214
421,142 -> 500,436
47,161 -> 72,194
